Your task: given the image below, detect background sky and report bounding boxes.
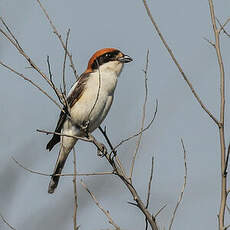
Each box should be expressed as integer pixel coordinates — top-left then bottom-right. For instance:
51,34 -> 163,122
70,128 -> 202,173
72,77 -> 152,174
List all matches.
0,1 -> 230,230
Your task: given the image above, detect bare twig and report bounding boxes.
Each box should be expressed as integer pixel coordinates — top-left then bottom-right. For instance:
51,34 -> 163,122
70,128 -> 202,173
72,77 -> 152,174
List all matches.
114,99 -> 158,151
224,143 -> 230,176
80,180 -> 120,230
224,224 -> 230,230
36,0 -> 78,79
37,129 -> 91,142
130,49 -> 149,179
87,60 -> 102,121
0,60 -> 62,111
12,156 -> 113,177
0,18 -> 64,100
99,137 -> 159,230
46,56 -> 65,106
203,37 -> 215,48
169,139 -> 187,230
145,156 -> 154,230
63,29 -> 70,96
0,212 -> 16,230
98,126 -> 128,179
142,0 -> 219,125
154,204 -> 167,218
208,1 -> 226,230
217,17 -> 230,37
72,148 -> 78,230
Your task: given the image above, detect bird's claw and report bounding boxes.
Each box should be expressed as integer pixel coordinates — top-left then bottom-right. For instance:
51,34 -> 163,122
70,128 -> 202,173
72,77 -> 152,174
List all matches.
81,120 -> 90,133
97,143 -> 107,157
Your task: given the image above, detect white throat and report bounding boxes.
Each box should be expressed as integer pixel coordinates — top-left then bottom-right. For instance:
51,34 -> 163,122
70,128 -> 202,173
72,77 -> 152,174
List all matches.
97,61 -> 124,76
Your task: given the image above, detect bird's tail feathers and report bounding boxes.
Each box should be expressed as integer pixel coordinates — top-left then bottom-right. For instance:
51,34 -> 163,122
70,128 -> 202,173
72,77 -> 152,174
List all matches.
48,138 -> 77,194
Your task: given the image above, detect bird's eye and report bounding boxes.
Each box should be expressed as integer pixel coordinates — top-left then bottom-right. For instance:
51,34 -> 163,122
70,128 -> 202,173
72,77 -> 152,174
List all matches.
105,53 -> 111,58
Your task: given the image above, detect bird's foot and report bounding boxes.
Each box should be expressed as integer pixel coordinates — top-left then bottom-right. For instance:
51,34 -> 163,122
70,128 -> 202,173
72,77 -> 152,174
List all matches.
81,120 -> 90,134
97,143 -> 107,157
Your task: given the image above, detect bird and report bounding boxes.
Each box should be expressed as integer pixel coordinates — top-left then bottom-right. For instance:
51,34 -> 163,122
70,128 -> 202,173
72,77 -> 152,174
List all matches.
46,48 -> 132,193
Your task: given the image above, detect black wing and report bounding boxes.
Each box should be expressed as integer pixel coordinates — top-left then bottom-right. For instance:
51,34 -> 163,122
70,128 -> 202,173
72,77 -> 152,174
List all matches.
46,73 -> 90,151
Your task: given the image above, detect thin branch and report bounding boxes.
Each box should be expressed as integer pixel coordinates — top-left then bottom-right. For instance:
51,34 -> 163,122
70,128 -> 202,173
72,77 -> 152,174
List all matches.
98,126 -> 128,180
142,0 -> 219,126
224,224 -> 230,230
114,99 -> 158,151
72,148 -> 78,230
12,156 -> 113,177
46,56 -> 65,106
208,1 -> 226,230
154,204 -> 167,218
203,37 -> 216,48
80,180 -> 120,230
36,0 -> 78,79
169,139 -> 187,230
0,17 -> 22,49
0,60 -> 62,111
0,212 -> 16,230
224,143 -> 230,176
0,18 -> 63,100
37,129 -> 91,142
130,49 -> 149,179
99,139 -> 159,230
217,17 -> 230,37
63,29 -> 70,96
145,156 -> 154,230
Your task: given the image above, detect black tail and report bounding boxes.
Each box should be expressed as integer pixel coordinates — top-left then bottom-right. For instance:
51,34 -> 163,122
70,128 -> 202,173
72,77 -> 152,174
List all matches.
46,135 -> 60,151
48,160 -> 65,194
46,110 -> 67,151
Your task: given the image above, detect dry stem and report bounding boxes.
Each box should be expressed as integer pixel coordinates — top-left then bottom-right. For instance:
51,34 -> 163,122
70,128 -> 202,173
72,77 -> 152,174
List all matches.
80,180 -> 120,230
36,0 -> 78,79
168,139 -> 187,230
208,1 -> 226,230
0,212 -> 16,230
145,156 -> 154,230
141,0 -> 219,125
12,156 -> 113,177
130,49 -> 149,179
72,148 -> 78,230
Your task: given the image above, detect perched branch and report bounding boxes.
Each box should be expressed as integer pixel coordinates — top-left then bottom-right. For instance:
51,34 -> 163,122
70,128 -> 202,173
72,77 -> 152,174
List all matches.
80,180 -> 120,230
169,139 -> 187,230
100,129 -> 158,230
98,126 -> 128,180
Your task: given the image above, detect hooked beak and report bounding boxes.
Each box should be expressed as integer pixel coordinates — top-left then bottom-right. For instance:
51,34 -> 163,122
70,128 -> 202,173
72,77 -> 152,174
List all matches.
118,54 -> 133,63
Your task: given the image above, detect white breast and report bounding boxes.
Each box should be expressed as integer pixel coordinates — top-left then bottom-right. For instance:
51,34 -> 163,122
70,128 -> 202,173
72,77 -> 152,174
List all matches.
70,61 -> 123,132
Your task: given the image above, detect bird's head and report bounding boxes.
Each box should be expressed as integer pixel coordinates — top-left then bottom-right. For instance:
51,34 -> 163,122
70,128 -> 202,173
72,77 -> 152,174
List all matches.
85,48 -> 132,75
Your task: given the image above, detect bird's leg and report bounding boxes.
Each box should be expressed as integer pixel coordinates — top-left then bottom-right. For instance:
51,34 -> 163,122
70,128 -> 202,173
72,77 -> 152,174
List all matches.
96,142 -> 107,157
87,133 -> 108,157
80,120 -> 90,136
109,150 -> 117,163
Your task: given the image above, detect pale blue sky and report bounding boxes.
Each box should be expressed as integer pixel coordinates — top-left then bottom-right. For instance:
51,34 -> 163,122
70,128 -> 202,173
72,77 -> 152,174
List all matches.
0,1 -> 230,230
